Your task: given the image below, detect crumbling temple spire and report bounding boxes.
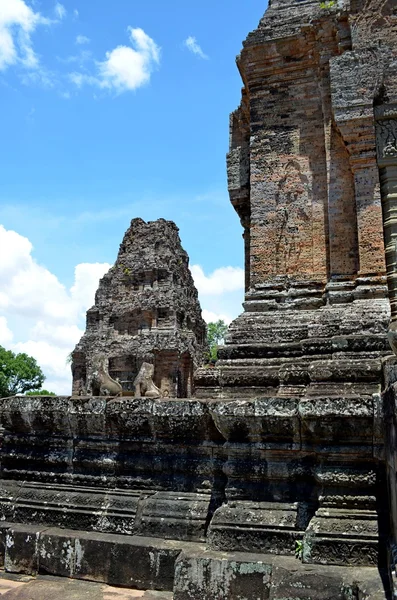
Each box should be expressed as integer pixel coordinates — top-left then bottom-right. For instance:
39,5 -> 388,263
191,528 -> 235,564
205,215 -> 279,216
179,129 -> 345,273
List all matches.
72,218 -> 207,398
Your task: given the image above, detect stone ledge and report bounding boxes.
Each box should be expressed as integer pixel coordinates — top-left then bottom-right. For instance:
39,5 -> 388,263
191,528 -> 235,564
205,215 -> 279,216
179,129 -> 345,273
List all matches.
173,548 -> 389,600
0,525 -> 389,599
1,524 -> 203,591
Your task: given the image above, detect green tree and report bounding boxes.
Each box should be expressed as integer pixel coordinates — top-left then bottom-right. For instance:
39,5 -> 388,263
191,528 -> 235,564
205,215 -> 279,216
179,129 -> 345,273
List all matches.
207,320 -> 228,362
0,346 -> 45,398
25,390 -> 56,396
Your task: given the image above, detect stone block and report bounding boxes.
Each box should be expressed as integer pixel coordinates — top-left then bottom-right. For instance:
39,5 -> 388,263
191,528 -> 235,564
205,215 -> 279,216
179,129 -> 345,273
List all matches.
207,501 -> 307,555
0,480 -> 144,535
173,549 -> 272,600
0,522 -> 10,568
1,524 -> 201,591
209,398 -> 300,449
268,565 -> 354,600
37,530 -> 79,578
136,492 -> 212,542
4,524 -> 43,575
303,508 -> 379,567
71,531 -> 187,590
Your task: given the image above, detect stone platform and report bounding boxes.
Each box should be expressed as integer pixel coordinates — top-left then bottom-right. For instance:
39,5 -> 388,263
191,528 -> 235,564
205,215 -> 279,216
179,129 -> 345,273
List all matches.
0,525 -> 389,599
0,394 -> 392,597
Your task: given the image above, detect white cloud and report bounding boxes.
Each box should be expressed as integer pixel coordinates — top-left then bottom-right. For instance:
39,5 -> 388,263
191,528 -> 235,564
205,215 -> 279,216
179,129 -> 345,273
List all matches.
30,322 -> 83,348
191,265 -> 244,295
184,36 -> 208,60
70,263 -> 112,318
192,265 -> 244,328
70,26 -> 160,93
0,225 -> 111,394
54,2 -> 66,20
0,0 -> 49,71
0,316 -> 13,345
202,310 -> 232,325
73,8 -> 79,19
68,71 -> 84,86
13,340 -> 73,393
76,34 -> 90,45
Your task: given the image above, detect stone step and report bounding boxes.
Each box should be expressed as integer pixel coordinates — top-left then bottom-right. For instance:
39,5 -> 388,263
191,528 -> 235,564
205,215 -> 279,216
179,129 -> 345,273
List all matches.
0,524 -> 389,598
0,523 -> 203,592
172,548 -> 388,600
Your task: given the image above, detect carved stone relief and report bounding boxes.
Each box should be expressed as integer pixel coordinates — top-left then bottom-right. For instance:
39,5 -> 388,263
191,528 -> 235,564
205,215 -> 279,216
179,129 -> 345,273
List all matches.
274,161 -> 310,274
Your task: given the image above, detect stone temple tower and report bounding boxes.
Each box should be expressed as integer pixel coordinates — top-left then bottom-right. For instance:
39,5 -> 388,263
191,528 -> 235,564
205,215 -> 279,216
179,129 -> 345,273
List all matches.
72,218 -> 207,398
195,0 -> 397,574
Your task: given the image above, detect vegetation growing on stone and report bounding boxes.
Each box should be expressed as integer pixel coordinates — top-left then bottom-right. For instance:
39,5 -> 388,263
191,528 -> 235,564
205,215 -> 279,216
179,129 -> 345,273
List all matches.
25,390 -> 56,396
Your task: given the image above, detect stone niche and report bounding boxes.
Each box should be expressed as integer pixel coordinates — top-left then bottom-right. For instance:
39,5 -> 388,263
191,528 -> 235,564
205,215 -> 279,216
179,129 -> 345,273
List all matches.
71,218 -> 207,398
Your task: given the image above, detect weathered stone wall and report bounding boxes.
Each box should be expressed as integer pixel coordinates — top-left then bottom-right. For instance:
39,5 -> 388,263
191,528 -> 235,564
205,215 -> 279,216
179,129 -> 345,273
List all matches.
72,218 -> 207,398
228,0 -> 397,289
196,0 -> 396,400
0,394 -> 390,596
0,394 -> 387,566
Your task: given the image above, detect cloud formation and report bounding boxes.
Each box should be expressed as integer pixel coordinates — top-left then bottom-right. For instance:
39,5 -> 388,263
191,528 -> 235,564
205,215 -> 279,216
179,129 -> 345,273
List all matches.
201,309 -> 232,325
70,27 -> 160,93
76,34 -> 90,45
0,0 -> 49,71
191,265 -> 244,295
0,225 -> 111,393
191,265 -> 244,325
184,36 -> 208,60
0,317 -> 13,345
54,3 -> 66,20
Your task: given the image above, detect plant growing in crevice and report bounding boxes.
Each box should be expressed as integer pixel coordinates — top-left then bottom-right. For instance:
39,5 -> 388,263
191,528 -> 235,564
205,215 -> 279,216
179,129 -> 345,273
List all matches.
295,539 -> 304,560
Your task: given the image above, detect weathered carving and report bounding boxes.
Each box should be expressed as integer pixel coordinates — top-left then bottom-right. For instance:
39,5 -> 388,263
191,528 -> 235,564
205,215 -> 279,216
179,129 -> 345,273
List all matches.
92,356 -> 122,397
133,362 -> 161,398
376,118 -> 397,159
275,161 -> 310,274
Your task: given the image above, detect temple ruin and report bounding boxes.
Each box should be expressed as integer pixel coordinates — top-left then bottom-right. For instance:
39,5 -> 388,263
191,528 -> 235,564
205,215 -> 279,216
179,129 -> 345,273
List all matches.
0,0 -> 396,598
71,218 -> 207,399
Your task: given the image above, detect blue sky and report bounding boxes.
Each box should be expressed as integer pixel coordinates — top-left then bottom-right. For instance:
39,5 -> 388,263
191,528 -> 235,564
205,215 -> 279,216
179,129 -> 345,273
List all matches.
0,0 -> 267,392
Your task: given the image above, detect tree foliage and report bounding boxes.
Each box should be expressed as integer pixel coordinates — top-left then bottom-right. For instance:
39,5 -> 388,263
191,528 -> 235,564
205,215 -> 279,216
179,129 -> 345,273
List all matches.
207,320 -> 228,362
25,390 -> 56,396
0,346 -> 45,398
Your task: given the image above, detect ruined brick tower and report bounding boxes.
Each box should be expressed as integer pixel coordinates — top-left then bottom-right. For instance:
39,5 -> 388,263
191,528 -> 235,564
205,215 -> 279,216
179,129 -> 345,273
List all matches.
195,0 -> 397,577
196,0 -> 396,399
72,218 -> 207,398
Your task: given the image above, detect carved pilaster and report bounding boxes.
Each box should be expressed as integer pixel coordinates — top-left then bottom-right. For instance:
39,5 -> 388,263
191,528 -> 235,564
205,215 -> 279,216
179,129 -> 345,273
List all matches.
375,106 -> 397,330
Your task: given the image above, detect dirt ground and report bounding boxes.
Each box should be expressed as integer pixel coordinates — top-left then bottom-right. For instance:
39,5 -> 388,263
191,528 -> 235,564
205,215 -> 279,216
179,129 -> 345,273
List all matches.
0,572 -> 173,599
